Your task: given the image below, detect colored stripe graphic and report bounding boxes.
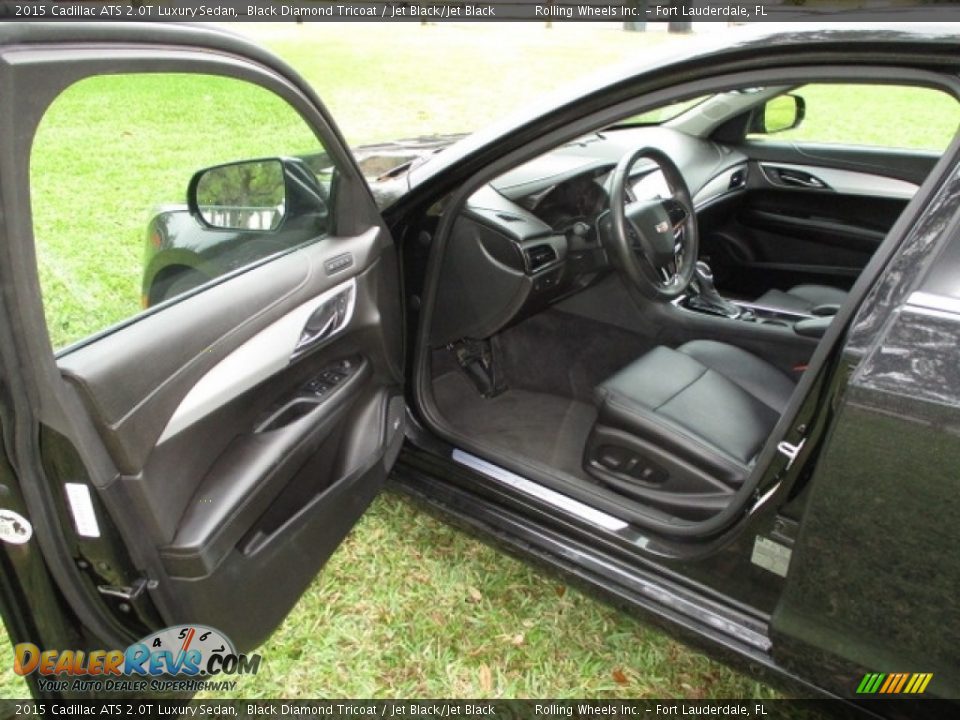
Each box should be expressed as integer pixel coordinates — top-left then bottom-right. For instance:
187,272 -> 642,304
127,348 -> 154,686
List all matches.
857,672 -> 932,694
856,673 -> 880,693
879,674 -> 896,693
867,673 -> 885,693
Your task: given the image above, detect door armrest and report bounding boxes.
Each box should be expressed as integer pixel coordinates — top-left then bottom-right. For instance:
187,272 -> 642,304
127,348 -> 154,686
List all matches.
793,316 -> 833,339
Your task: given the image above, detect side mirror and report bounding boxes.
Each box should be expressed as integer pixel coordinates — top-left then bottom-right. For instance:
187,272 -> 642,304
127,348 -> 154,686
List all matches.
188,157 -> 328,231
750,94 -> 806,135
189,158 -> 286,231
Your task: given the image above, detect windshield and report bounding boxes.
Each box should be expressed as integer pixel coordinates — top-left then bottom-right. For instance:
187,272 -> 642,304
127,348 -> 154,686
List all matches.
617,96 -> 713,126
231,24 -> 704,145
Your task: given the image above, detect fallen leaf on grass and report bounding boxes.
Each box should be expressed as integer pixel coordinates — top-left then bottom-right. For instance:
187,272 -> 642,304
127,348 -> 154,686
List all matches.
479,664 -> 493,693
613,669 -> 629,685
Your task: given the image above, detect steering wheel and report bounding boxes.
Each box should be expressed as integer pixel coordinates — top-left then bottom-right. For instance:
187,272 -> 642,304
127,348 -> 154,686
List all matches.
606,147 -> 698,300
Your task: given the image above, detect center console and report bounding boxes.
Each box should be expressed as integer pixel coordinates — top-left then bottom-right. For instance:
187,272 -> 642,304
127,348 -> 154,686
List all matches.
677,260 -> 836,339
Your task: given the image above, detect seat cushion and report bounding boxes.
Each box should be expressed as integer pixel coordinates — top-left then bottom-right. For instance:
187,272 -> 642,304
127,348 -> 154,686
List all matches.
593,340 -> 795,482
754,284 -> 849,314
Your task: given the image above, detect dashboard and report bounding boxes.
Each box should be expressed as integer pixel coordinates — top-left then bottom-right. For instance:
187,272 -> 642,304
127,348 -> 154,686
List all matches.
429,125 -> 749,346
528,171 -> 610,232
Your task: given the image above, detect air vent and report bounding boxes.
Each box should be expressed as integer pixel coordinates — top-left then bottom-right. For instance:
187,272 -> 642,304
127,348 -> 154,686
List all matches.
525,244 -> 557,271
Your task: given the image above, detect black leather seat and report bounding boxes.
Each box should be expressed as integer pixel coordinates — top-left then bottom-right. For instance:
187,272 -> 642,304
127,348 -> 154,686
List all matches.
753,284 -> 848,315
587,340 -> 795,493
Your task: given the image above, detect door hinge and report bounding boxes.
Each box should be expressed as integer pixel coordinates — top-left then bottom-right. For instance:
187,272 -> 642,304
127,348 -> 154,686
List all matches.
97,577 -> 155,601
776,438 -> 806,470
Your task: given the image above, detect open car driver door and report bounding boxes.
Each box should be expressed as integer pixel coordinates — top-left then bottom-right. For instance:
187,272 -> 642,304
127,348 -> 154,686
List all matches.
0,23 -> 405,688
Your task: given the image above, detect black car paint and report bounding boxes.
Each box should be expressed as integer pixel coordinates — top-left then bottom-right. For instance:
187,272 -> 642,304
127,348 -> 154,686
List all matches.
769,149 -> 960,700
143,138 -> 460,305
144,208 -> 319,305
0,22 -> 957,710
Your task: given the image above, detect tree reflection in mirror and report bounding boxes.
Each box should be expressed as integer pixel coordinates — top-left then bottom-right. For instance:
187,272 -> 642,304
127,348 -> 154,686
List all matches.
195,158 -> 286,231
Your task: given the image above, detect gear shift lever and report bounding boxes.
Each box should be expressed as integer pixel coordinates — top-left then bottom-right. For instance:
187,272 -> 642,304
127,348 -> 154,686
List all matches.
689,261 -> 741,318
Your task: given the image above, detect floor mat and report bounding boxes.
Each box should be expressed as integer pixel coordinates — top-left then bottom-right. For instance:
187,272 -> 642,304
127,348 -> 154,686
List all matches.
493,309 -> 657,404
433,371 -> 597,481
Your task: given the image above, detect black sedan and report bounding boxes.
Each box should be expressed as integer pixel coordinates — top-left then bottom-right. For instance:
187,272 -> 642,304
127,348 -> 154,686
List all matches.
0,21 -> 958,715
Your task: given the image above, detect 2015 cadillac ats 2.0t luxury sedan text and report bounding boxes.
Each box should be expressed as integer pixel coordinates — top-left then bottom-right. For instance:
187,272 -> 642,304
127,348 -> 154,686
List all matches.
0,21 -> 958,715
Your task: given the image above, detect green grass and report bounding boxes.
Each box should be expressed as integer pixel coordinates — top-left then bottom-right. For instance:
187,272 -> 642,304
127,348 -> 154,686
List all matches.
7,22 -> 959,700
0,494 -> 780,700
32,72 -> 321,348
751,83 -> 960,150
239,23 -> 684,146
210,493 -> 778,699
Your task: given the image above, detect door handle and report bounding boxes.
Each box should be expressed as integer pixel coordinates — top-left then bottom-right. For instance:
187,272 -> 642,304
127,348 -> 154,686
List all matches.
777,170 -> 826,189
291,285 -> 354,360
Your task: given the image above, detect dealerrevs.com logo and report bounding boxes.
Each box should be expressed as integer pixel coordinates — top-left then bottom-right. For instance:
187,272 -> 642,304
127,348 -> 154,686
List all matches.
14,625 -> 261,693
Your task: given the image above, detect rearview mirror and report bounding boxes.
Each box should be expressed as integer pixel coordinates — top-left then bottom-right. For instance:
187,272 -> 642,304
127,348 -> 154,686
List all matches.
189,158 -> 286,231
750,94 -> 806,135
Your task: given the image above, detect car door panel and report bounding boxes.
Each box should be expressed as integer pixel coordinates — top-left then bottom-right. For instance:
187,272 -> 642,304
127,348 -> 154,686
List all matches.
169,451 -> 387,651
158,381 -> 399,652
53,242 -> 403,650
58,229 -> 384,474
738,207 -> 888,254
736,187 -> 904,262
0,30 -> 405,655
58,233 -> 393,526
741,141 -> 940,186
702,146 -> 925,296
